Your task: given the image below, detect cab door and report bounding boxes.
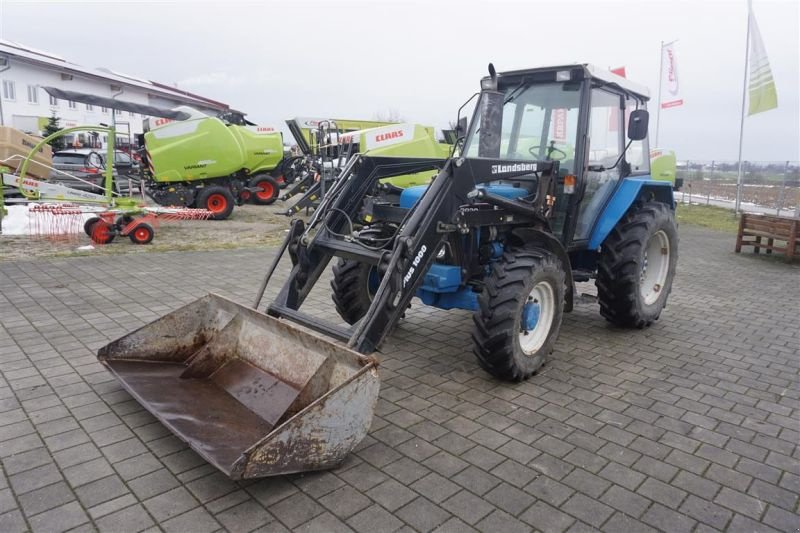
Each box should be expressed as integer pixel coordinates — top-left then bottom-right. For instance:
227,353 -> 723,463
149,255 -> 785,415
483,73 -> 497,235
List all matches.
573,88 -> 625,242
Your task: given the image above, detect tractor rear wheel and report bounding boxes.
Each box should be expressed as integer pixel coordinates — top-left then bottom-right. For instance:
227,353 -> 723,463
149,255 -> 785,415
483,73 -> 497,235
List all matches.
596,201 -> 678,328
331,259 -> 381,325
249,175 -> 280,205
197,186 -> 235,220
472,247 -> 565,381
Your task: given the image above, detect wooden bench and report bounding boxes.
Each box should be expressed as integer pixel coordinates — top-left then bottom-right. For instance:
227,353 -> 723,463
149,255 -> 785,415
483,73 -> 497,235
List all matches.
735,213 -> 799,262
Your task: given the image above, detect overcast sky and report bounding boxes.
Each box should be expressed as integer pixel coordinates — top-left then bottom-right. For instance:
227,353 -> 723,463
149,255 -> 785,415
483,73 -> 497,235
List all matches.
1,0 -> 798,161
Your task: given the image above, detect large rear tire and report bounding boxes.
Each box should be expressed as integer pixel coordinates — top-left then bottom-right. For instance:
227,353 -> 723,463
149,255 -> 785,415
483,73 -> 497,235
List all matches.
197,186 -> 235,220
331,259 -> 381,325
472,247 -> 565,382
596,201 -> 678,328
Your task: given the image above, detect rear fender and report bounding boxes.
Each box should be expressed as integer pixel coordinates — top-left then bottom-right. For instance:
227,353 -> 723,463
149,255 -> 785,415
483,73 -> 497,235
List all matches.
587,178 -> 674,250
510,228 -> 574,313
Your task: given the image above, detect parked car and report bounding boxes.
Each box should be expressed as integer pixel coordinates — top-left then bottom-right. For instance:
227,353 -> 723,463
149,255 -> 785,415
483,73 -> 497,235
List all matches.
48,148 -> 139,195
49,149 -> 110,193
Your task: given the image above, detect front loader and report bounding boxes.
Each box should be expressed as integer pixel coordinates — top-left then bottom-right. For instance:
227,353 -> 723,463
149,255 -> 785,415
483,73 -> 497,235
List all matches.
99,63 -> 678,478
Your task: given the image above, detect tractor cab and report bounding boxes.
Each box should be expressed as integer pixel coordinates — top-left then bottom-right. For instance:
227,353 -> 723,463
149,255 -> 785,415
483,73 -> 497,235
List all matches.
461,64 -> 653,249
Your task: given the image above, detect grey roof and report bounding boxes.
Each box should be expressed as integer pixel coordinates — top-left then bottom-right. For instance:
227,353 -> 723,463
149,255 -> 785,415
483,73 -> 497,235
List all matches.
0,39 -> 229,111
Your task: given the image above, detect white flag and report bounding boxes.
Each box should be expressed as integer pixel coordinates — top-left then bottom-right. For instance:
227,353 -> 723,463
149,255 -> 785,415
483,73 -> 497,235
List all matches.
660,42 -> 683,109
747,10 -> 778,115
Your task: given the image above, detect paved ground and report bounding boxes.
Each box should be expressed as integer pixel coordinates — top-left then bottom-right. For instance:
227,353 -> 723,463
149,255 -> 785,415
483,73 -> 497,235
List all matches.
0,225 -> 798,533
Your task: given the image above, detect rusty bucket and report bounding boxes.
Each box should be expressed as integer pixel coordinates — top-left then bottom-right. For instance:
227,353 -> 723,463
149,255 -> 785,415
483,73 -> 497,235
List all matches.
97,293 -> 379,479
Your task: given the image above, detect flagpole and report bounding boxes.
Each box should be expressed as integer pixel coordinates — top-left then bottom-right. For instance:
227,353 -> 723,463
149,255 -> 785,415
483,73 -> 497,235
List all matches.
735,0 -> 752,214
655,41 -> 664,147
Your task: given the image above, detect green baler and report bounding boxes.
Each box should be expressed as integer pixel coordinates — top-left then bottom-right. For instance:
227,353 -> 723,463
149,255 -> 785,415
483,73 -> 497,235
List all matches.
142,107 -> 286,219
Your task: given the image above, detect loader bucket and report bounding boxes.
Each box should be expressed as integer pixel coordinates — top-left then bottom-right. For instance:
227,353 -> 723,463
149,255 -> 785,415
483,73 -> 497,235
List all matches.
97,293 -> 379,479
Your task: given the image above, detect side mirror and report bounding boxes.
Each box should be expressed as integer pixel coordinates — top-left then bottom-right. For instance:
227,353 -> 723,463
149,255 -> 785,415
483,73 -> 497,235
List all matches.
627,109 -> 649,141
456,116 -> 468,138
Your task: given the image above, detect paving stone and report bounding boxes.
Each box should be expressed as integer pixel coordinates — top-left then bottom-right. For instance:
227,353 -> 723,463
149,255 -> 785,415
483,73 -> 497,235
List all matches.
0,509 -> 29,533
74,474 -> 128,508
270,491 -> 324,529
2,448 -> 52,476
475,509 -> 531,533
599,484 -> 651,518
519,501 -> 574,532
16,481 -> 74,517
642,503 -> 697,533
295,511 -> 352,533
395,497 -> 451,532
484,482 -> 535,517
161,506 -> 220,533
95,504 -> 155,533
215,500 -> 273,533
366,479 -> 417,512
451,465 -> 501,496
27,501 -> 89,533
679,494 -> 733,530
347,504 -> 403,533
319,486 -> 372,519
714,487 -> 766,520
524,475 -> 574,507
142,486 -> 198,522
127,469 -> 180,500
411,473 -> 461,504
441,489 -> 494,525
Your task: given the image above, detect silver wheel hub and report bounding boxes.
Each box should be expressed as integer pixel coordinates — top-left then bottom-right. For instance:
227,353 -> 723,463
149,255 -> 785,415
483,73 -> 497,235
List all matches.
519,281 -> 556,356
640,230 -> 670,306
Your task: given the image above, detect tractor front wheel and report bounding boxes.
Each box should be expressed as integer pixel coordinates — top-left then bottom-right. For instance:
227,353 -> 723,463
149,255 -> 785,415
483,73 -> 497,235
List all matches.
331,259 -> 381,325
472,247 -> 565,381
596,201 -> 678,328
197,186 -> 235,220
249,175 -> 280,205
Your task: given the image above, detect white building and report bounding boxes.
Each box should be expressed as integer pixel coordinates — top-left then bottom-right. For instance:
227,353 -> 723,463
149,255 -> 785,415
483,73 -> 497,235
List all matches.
0,40 -> 230,149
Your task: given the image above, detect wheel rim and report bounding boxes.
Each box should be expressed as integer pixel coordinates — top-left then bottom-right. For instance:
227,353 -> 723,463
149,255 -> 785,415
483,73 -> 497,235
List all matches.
93,222 -> 112,243
255,181 -> 274,200
640,230 -> 670,305
519,281 -> 556,355
134,227 -> 149,242
207,193 -> 227,214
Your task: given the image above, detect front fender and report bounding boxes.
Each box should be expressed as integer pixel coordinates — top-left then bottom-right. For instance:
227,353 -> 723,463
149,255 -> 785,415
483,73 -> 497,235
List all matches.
587,178 -> 674,250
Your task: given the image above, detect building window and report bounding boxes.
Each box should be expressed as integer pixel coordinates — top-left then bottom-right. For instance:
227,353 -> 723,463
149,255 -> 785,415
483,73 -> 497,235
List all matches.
129,111 -> 135,117
101,107 -> 108,113
49,95 -> 58,106
27,85 -> 38,104
86,104 -> 93,111
2,80 -> 15,101
114,108 -> 122,116
68,100 -> 77,109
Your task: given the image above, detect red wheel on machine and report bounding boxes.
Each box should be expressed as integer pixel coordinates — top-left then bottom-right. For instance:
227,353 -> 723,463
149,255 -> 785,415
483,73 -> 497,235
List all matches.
197,186 -> 235,220
90,221 -> 116,245
129,223 -> 154,245
249,174 -> 279,205
207,193 -> 228,213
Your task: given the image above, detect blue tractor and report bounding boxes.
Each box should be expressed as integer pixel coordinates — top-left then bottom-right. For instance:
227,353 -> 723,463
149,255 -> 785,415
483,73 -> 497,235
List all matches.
263,63 -> 678,381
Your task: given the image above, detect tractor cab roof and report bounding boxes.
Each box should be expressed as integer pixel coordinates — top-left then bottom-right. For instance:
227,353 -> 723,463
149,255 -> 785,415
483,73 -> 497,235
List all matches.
486,64 -> 650,101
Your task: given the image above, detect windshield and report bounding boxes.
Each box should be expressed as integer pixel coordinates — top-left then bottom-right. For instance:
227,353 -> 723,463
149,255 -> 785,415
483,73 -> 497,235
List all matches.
464,82 -> 582,174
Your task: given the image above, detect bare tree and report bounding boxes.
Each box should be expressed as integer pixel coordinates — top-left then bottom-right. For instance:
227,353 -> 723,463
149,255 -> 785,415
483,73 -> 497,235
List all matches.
373,109 -> 405,123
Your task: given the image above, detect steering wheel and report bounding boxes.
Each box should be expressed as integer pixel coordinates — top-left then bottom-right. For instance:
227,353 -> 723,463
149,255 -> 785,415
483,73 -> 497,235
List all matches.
528,142 -> 567,161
